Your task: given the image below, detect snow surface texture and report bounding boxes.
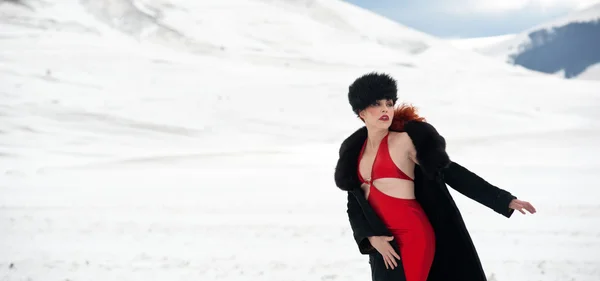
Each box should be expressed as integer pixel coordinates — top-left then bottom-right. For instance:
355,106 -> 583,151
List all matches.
447,34 -> 516,51
473,3 -> 600,80
1,0 -> 600,281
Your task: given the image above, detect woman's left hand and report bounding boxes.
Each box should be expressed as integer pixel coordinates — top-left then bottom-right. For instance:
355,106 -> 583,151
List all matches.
509,199 -> 537,214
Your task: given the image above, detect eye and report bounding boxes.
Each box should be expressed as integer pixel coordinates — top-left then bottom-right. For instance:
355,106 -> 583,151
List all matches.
371,101 -> 380,106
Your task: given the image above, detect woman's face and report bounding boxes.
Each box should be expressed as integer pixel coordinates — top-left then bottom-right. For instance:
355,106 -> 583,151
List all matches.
359,99 -> 395,129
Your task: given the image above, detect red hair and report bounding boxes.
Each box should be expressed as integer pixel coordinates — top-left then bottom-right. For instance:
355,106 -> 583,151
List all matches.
389,103 -> 426,132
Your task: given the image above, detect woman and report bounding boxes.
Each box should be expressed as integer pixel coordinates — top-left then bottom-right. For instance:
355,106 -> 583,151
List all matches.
334,72 -> 536,281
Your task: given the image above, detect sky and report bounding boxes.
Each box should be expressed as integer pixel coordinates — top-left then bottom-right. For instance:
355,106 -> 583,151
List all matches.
344,0 -> 600,38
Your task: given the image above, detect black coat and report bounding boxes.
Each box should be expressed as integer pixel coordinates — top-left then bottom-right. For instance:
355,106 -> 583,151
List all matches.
334,120 -> 518,281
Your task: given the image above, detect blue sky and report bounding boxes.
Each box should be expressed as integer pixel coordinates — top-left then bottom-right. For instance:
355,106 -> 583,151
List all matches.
344,0 -> 599,38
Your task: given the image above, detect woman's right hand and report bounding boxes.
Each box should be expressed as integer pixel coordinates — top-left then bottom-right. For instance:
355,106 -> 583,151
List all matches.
368,236 -> 401,269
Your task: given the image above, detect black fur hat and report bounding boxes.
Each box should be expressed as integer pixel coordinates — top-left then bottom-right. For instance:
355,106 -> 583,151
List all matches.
348,72 -> 398,115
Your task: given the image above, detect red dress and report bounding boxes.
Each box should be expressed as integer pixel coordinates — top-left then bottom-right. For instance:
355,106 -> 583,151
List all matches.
358,132 -> 435,281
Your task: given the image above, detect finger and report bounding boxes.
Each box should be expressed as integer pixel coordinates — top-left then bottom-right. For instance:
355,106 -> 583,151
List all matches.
389,253 -> 398,268
390,248 -> 401,260
526,202 -> 537,213
513,203 -> 525,212
511,203 -> 523,213
383,256 -> 389,269
384,245 -> 398,260
385,253 -> 394,268
388,255 -> 396,269
388,254 -> 398,269
518,208 -> 526,214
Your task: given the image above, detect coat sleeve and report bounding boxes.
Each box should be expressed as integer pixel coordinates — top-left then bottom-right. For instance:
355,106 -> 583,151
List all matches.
403,120 -> 516,218
442,161 -> 516,218
346,191 -> 378,255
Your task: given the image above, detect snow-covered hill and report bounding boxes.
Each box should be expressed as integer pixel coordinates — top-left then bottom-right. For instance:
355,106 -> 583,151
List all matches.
475,3 -> 600,80
1,1 -> 600,281
447,34 -> 516,51
7,0 -> 438,64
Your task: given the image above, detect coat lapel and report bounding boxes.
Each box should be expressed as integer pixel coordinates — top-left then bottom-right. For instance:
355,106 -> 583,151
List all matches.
334,126 -> 367,192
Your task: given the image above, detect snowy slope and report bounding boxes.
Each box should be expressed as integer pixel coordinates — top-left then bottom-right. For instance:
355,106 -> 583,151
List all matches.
77,0 -> 439,65
2,1 -> 600,281
476,3 -> 600,79
447,34 -> 516,51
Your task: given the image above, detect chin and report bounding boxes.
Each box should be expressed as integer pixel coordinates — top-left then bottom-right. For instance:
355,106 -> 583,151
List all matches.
373,121 -> 391,129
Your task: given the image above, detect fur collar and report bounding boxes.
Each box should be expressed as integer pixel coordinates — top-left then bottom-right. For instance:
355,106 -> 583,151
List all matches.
334,119 -> 450,192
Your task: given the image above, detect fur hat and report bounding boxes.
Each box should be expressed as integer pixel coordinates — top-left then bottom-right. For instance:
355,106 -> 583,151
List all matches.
348,72 -> 398,115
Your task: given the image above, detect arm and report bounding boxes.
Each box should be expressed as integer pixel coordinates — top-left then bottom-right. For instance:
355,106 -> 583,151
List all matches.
442,161 -> 516,218
403,120 -> 517,218
334,134 -> 377,254
346,191 -> 378,255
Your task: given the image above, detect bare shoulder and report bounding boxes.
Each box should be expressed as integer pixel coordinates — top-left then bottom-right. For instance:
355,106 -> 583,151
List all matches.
388,131 -> 410,142
389,131 -> 417,163
388,131 -> 415,150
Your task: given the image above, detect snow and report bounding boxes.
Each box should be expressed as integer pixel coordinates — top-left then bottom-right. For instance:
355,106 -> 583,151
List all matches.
451,3 -> 600,80
1,1 -> 600,281
575,63 -> 600,80
447,34 -> 516,51
476,3 -> 600,59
